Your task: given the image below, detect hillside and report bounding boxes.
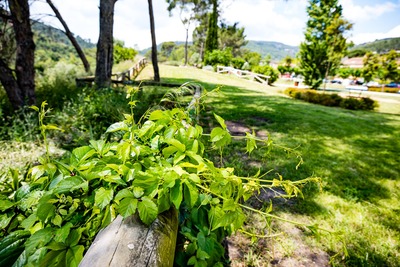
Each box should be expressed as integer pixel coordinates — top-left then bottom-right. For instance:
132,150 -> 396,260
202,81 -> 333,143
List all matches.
31,21 -> 96,70
351,37 -> 400,53
244,40 -> 299,60
139,40 -> 299,61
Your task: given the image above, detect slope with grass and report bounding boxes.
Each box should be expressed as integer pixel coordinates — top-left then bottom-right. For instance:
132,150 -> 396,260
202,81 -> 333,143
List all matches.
139,65 -> 400,266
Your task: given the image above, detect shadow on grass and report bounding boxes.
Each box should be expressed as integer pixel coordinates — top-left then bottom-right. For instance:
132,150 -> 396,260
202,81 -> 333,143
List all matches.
160,76 -> 400,266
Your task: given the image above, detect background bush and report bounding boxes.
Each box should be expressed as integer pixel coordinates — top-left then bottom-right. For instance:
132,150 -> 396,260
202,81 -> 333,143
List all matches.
285,87 -> 378,111
252,65 -> 279,85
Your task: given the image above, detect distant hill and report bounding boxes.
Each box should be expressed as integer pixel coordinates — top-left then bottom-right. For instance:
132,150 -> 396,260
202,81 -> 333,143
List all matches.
139,40 -> 299,61
32,20 -> 96,50
351,37 -> 400,54
244,41 -> 299,61
31,21 -> 96,70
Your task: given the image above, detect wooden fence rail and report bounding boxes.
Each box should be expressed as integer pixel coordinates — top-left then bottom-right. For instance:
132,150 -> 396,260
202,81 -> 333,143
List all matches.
79,208 -> 178,267
217,66 -> 270,84
76,57 -> 147,87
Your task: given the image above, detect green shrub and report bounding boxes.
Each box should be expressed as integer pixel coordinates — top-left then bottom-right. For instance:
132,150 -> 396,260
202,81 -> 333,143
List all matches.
204,49 -> 232,67
231,57 -> 245,69
368,86 -> 399,93
284,87 -> 378,111
252,65 -> 279,85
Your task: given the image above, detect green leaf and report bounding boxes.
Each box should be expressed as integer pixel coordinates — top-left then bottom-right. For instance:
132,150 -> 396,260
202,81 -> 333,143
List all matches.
137,196 -> 158,225
21,214 -> 37,230
164,126 -> 177,139
115,189 -> 134,202
138,120 -> 155,138
133,187 -> 144,198
106,121 -> 128,133
25,228 -> 54,255
196,249 -> 210,260
71,146 -> 95,165
30,165 -> 46,180
37,203 -> 56,223
95,188 -> 114,210
245,131 -> 257,154
117,141 -> 131,163
66,245 -> 84,267
53,176 -> 88,194
0,199 -> 14,212
166,139 -> 186,153
52,214 -> 62,227
54,223 -> 73,243
65,229 -> 82,247
210,127 -> 225,142
188,256 -> 198,265
149,110 -> 165,121
46,241 -> 67,251
170,180 -> 183,209
39,249 -> 66,267
162,146 -> 178,158
213,113 -> 227,130
184,181 -> 199,208
222,199 -> 237,211
117,198 -> 138,218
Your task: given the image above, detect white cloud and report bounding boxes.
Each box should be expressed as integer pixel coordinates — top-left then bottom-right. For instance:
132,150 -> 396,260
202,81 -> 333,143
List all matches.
351,24 -> 400,44
341,0 -> 400,23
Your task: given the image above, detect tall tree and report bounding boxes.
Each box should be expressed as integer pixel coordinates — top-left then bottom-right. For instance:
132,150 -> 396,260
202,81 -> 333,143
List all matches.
218,22 -> 247,57
95,0 -> 117,88
362,51 -> 380,83
148,0 -> 160,82
299,0 -> 352,89
46,0 -> 91,73
204,0 -> 218,54
380,50 -> 399,83
0,0 -> 35,110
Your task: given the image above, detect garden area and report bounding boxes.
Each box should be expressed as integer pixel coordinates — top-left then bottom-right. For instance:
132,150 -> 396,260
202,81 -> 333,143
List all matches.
1,63 -> 399,266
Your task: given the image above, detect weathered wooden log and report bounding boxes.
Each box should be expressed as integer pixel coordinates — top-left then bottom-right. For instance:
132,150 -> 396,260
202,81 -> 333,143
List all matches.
79,208 -> 178,267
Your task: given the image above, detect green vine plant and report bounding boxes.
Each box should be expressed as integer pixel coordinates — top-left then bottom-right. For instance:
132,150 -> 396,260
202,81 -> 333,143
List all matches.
0,85 -> 343,267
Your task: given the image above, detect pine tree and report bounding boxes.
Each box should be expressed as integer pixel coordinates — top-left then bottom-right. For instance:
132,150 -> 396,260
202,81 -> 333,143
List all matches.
299,0 -> 352,89
205,0 -> 218,53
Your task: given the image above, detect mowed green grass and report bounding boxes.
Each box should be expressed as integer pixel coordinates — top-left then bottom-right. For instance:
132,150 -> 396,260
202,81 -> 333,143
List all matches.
139,65 -> 400,266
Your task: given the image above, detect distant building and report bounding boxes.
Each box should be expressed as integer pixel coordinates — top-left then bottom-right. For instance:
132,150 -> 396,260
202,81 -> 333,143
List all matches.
341,57 -> 364,68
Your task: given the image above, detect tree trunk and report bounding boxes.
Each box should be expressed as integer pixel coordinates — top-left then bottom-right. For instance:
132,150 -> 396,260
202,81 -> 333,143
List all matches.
95,0 -> 117,88
147,0 -> 160,82
184,27 -> 188,66
0,59 -> 23,109
46,0 -> 91,73
7,0 -> 36,108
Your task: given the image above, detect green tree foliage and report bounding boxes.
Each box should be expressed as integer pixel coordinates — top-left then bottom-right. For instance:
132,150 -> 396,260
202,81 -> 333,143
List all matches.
242,50 -> 261,69
161,41 -> 176,58
113,39 -> 137,64
205,0 -> 218,53
252,65 -> 279,85
218,22 -> 247,57
347,48 -> 369,58
299,0 -> 352,89
362,51 -> 380,83
380,50 -> 399,83
277,55 -> 295,74
204,48 -> 232,66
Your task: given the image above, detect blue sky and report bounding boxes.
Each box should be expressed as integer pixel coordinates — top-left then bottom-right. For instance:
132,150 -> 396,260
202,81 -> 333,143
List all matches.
31,0 -> 400,49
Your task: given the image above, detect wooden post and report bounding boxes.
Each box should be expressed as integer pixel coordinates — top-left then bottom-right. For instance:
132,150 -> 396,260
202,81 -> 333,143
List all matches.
79,208 -> 178,267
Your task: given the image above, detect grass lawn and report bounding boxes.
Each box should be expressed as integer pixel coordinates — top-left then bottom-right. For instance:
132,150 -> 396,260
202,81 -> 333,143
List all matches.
139,65 -> 400,266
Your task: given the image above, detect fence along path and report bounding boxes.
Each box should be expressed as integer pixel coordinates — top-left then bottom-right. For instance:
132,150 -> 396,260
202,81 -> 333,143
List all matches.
76,57 -> 147,87
217,66 -> 270,84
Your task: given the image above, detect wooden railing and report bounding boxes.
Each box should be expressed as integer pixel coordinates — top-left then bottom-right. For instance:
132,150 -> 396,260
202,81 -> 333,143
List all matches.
79,208 -> 178,267
217,66 -> 270,84
76,57 -> 147,87
111,57 -> 147,82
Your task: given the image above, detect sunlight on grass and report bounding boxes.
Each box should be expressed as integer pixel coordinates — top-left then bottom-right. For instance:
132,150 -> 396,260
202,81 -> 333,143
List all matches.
148,66 -> 400,265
